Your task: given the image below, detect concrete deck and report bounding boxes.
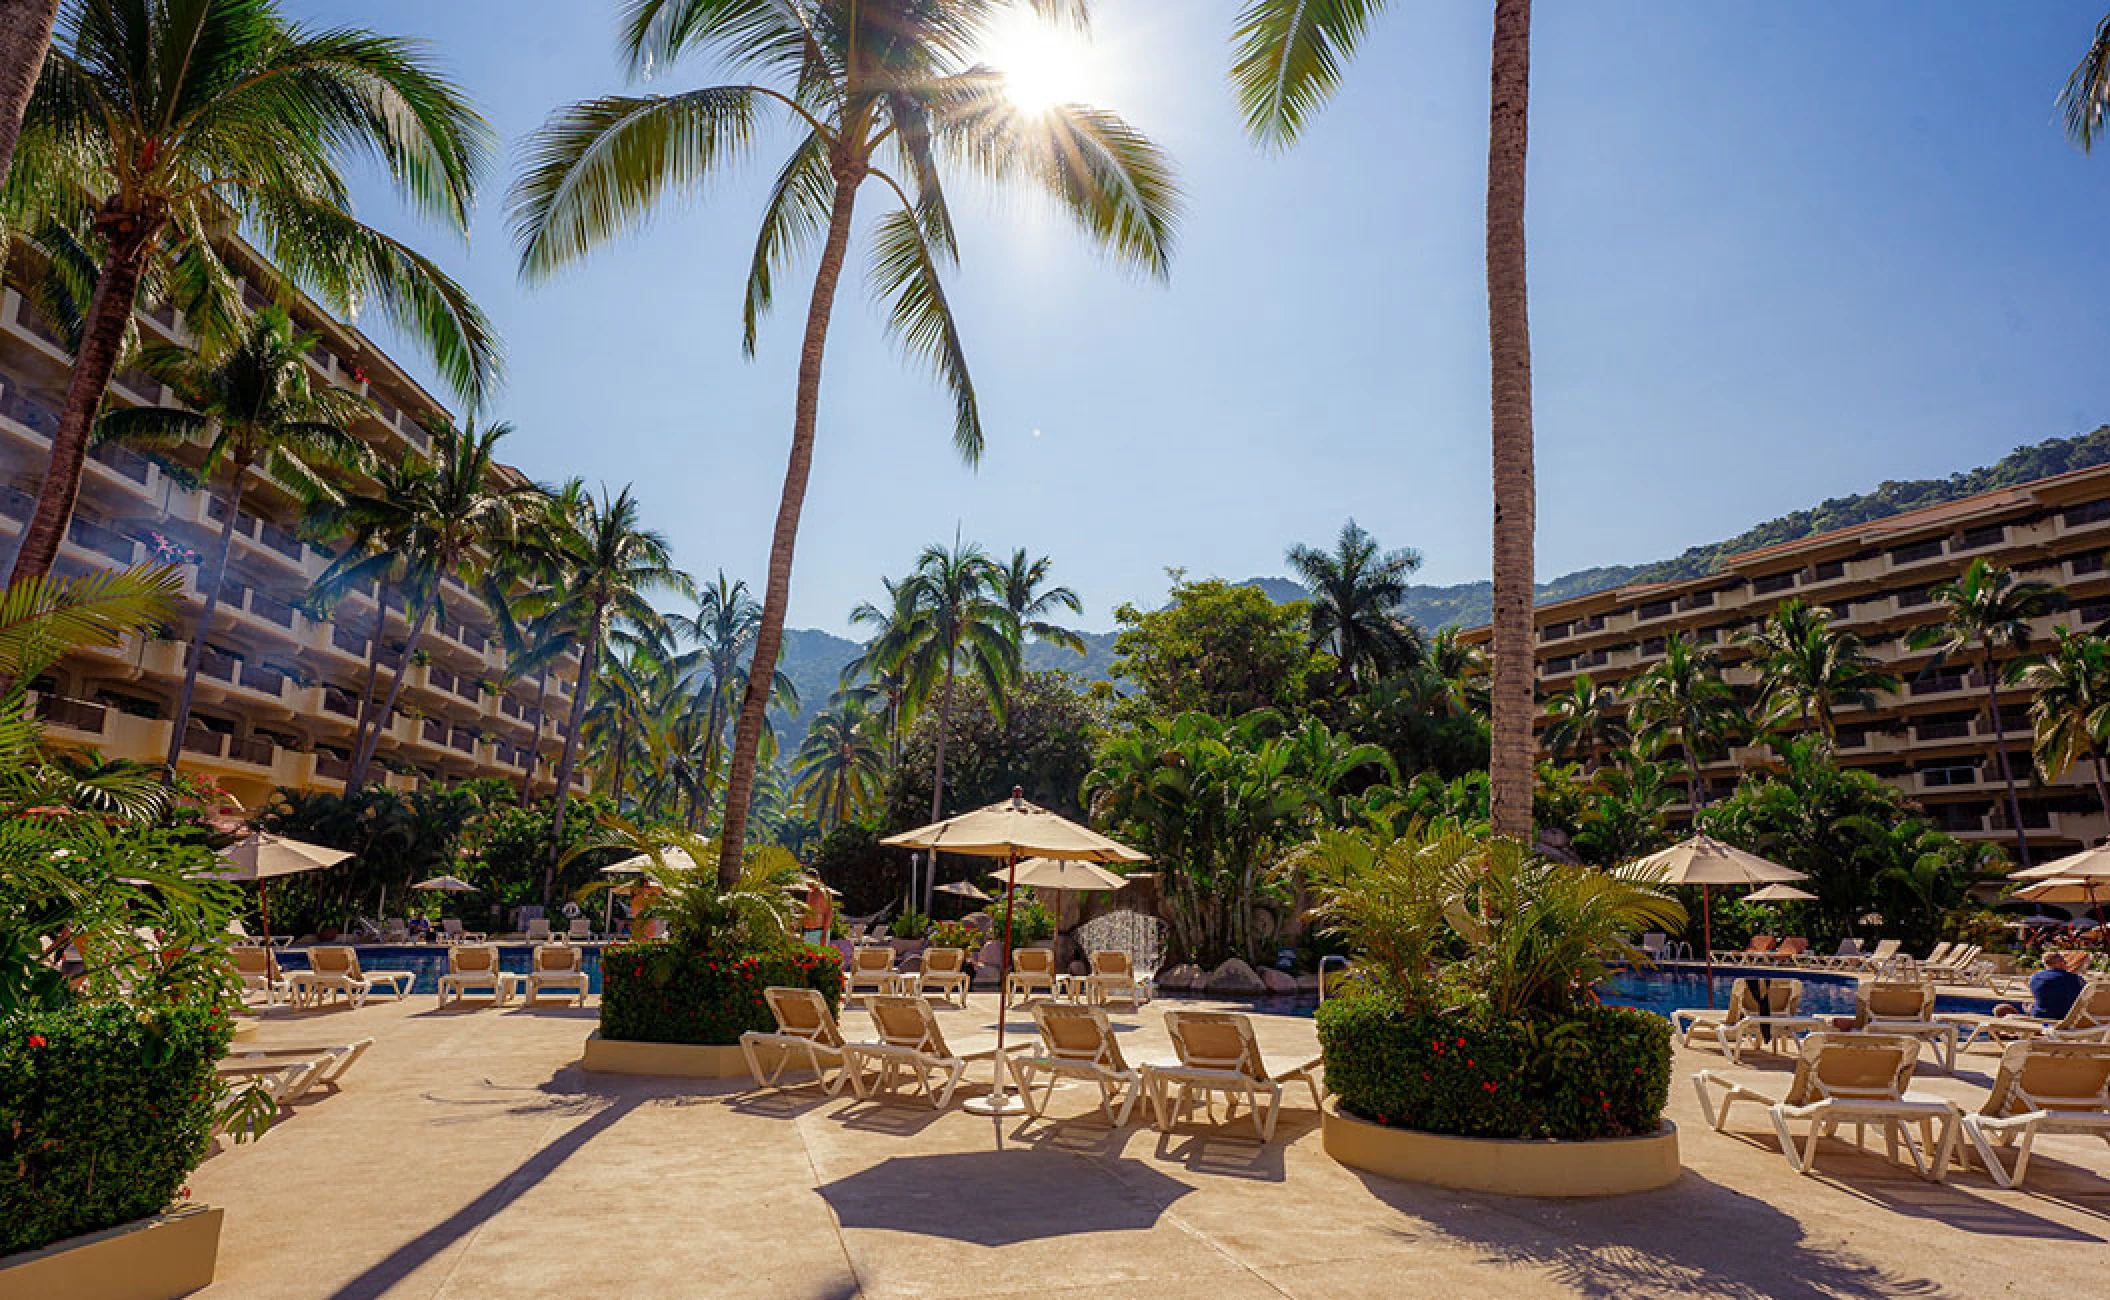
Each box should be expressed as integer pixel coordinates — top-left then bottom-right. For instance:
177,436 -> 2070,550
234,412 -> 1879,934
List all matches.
191,994 -> 2110,1299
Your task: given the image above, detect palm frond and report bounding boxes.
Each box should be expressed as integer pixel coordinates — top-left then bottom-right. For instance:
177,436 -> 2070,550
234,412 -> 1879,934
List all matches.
869,202 -> 979,461
1231,0 -> 1383,149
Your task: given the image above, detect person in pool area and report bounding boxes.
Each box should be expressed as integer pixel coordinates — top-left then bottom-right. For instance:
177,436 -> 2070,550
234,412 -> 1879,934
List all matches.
1992,950 -> 2088,1022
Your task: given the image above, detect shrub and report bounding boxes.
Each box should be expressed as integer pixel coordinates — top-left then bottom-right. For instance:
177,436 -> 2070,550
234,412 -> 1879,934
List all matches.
891,909 -> 930,941
928,920 -> 978,951
992,895 -> 1056,943
1316,992 -> 1672,1142
0,1002 -> 233,1254
599,941 -> 843,1045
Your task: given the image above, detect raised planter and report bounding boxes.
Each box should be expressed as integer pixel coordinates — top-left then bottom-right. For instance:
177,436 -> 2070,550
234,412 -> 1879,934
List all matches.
580,1029 -> 771,1080
0,1205 -> 223,1300
1321,1101 -> 1680,1197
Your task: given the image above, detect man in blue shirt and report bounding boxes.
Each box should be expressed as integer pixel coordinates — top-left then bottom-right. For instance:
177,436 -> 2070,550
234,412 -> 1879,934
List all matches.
1993,950 -> 2087,1022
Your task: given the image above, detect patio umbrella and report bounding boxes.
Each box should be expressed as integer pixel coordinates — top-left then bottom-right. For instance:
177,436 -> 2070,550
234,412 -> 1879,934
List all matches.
1744,883 -> 1816,903
990,858 -> 1128,974
211,833 -> 354,944
2007,845 -> 2110,924
934,880 -> 993,903
883,788 -> 1148,1115
1622,835 -> 1805,1007
411,875 -> 478,893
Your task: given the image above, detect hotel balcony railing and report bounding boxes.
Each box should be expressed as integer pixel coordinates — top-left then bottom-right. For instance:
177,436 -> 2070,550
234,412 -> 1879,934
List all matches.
315,753 -> 351,782
230,735 -> 274,767
0,483 -> 35,524
67,516 -> 137,566
500,695 -> 524,720
241,662 -> 287,699
198,647 -> 238,683
247,589 -> 297,630
322,686 -> 359,720
331,622 -> 367,658
449,727 -> 476,754
422,717 -> 448,745
0,375 -> 60,440
181,726 -> 227,758
88,441 -> 152,486
35,694 -> 107,733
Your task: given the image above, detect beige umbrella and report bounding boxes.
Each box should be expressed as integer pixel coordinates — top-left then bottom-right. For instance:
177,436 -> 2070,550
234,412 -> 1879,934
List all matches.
934,880 -> 994,903
411,875 -> 478,893
2014,878 -> 2099,906
991,858 -> 1129,979
1744,883 -> 1816,903
2008,846 -> 2110,923
884,788 -> 1149,1114
1623,835 -> 1806,1006
602,847 -> 702,876
211,833 -> 355,943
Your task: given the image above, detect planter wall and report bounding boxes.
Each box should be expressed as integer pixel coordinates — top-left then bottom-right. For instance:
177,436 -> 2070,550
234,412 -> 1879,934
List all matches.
1322,1102 -> 1680,1198
0,1206 -> 222,1300
581,1030 -> 781,1080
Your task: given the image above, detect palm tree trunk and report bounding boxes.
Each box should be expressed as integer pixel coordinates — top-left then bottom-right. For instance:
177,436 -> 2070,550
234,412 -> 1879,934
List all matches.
519,664 -> 548,803
348,570 -> 394,772
2091,743 -> 2110,825
610,711 -> 628,810
348,589 -> 437,789
1485,0 -> 1537,842
715,170 -> 861,889
1685,746 -> 1707,816
8,232 -> 151,586
0,0 -> 58,188
543,602 -> 603,902
925,649 -> 957,914
1983,648 -> 2031,867
161,458 -> 246,783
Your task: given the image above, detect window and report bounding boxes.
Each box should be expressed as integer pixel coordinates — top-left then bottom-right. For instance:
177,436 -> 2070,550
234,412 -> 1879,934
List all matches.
1641,637 -> 1667,656
1914,716 -> 1973,741
1752,572 -> 1797,595
1890,539 -> 1944,565
1540,622 -> 1571,642
2071,552 -> 2106,577
1909,669 -> 1967,696
1811,560 -> 1847,582
1835,727 -> 1867,749
1580,614 -> 1606,632
1544,655 -> 1574,674
2064,499 -> 2110,528
1920,764 -> 1980,788
1691,627 -> 1719,645
2080,601 -> 2110,625
1894,586 -> 1933,609
1682,591 -> 1716,611
1957,524 -> 2004,551
1637,600 -> 1674,621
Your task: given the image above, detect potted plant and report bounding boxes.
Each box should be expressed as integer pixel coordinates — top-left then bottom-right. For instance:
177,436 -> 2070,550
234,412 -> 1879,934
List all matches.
889,909 -> 931,958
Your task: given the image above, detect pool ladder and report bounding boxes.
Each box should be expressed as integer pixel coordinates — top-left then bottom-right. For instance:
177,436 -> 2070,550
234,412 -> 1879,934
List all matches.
1317,954 -> 1352,1005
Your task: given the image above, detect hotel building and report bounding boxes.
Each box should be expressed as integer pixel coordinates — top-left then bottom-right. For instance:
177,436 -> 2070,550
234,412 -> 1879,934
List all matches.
0,240 -> 586,811
1464,462 -> 2110,863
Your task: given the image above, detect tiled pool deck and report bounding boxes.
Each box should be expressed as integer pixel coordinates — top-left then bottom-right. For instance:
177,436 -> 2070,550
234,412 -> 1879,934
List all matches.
190,992 -> 2109,1298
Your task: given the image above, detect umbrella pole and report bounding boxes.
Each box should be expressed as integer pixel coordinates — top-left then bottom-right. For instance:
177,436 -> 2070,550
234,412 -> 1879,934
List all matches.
1703,884 -> 1714,1011
964,849 -> 1025,1116
259,880 -> 273,946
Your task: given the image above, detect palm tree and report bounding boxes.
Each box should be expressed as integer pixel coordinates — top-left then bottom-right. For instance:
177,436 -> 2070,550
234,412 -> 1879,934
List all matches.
0,1 -> 57,186
307,455 -> 431,773
331,422 -> 543,790
1235,0 -> 1536,839
511,0 -> 1178,888
537,484 -> 689,898
996,548 -> 1085,654
793,695 -> 884,832
1541,674 -> 1626,768
1285,519 -> 1422,688
1907,558 -> 2065,867
901,538 -> 1020,908
490,604 -> 575,804
1428,626 -> 1491,717
1625,634 -> 1741,813
666,571 -> 769,818
2060,14 -> 2110,149
845,576 -> 930,769
96,307 -> 372,782
7,0 -> 498,589
2018,626 -> 2110,824
1739,598 -> 1898,742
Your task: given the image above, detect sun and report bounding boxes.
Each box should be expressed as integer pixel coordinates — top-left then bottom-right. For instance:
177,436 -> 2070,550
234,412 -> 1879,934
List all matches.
976,13 -> 1099,115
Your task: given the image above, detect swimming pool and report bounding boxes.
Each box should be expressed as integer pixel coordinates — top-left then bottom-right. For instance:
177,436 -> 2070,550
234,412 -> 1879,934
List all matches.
277,944 -> 605,995
1597,967 -> 1990,1020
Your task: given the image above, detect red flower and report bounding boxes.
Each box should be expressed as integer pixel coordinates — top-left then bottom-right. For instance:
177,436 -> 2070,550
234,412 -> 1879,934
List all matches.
26,1035 -> 47,1049
1455,1037 -> 1465,1048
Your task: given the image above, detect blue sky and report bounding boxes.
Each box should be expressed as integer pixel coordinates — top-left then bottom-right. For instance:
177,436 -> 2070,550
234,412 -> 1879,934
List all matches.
291,1 -> 2110,635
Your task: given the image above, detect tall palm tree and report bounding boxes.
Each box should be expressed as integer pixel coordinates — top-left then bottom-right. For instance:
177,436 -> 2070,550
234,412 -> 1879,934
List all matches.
666,571 -> 770,816
2018,626 -> 2110,824
845,575 -> 930,769
996,548 -> 1085,654
307,455 -> 431,772
1624,634 -> 1740,813
97,307 -> 372,782
537,484 -> 689,898
512,0 -> 1179,887
1429,626 -> 1491,717
491,604 -> 575,804
0,0 -> 57,185
1739,598 -> 1897,742
1908,558 -> 2065,867
1235,0 -> 1537,839
901,538 -> 1020,909
793,694 -> 884,831
331,422 -> 543,790
1285,519 -> 1422,688
7,0 -> 498,589
1541,674 -> 1625,768
2060,14 -> 2110,149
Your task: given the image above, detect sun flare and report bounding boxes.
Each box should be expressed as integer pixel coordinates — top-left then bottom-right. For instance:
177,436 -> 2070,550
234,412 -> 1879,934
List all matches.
977,13 -> 1099,115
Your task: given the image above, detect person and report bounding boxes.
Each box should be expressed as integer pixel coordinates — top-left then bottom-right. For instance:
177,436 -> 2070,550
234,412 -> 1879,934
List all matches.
1993,950 -> 2087,1021
800,881 -> 834,945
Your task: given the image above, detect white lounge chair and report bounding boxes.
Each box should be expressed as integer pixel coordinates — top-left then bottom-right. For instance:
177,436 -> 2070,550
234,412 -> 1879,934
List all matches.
845,995 -> 1024,1109
1084,950 -> 1148,1009
1960,1040 -> 2110,1188
1671,977 -> 1824,1063
220,1038 -> 376,1103
915,947 -> 971,1007
844,945 -> 900,1002
438,918 -> 486,944
1141,1010 -> 1324,1141
521,942 -> 589,1005
1951,979 -> 2110,1053
1005,946 -> 1058,1002
524,918 -> 553,942
437,944 -> 507,1007
1693,1032 -> 1958,1180
739,986 -> 852,1093
231,945 -> 288,1006
564,917 -> 595,943
1014,1002 -> 1142,1126
290,946 -> 413,1009
1852,979 -> 1957,1071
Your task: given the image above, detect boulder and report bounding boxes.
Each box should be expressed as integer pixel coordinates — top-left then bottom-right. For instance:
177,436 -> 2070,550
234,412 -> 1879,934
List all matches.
1295,973 -> 1322,995
1156,963 -> 1202,992
1205,958 -> 1266,995
1260,967 -> 1298,994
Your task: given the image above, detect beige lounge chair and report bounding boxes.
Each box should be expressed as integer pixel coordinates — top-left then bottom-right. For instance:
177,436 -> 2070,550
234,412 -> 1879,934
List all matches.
564,917 -> 595,943
739,986 -> 852,1093
1084,950 -> 1147,1009
1692,1032 -> 1958,1180
1713,935 -> 1776,965
291,946 -> 414,1009
1960,1040 -> 2110,1188
525,918 -> 553,942
845,945 -> 899,1002
1006,946 -> 1058,1002
1839,938 -> 1904,973
437,944 -> 507,1007
520,942 -> 589,1005
1013,1002 -> 1141,1125
439,918 -> 486,944
846,995 -> 1024,1109
1853,979 -> 1956,1071
1919,943 -> 1982,983
1670,977 -> 1821,1062
232,945 -> 287,1005
1141,1010 -> 1325,1141
1952,979 -> 2110,1052
219,1038 -> 376,1103
1773,937 -> 1811,964
916,947 -> 971,1007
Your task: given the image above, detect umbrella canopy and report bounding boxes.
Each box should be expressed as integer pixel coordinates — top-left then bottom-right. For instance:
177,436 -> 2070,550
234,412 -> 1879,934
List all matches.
934,880 -> 993,903
412,875 -> 478,893
2009,845 -> 2110,882
1744,883 -> 1817,903
1001,858 -> 1129,892
211,833 -> 352,882
602,847 -> 702,876
1624,835 -> 1807,886
883,793 -> 1149,863
2014,878 -> 2101,905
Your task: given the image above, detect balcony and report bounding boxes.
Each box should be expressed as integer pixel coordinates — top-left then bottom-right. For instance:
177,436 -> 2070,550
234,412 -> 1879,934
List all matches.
180,726 -> 228,758
448,726 -> 476,755
228,734 -> 276,768
35,693 -> 108,734
315,753 -> 351,783
422,717 -> 448,747
66,516 -> 138,567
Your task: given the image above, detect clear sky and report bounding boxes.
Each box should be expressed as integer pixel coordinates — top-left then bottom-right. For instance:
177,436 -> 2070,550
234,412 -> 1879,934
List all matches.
288,1 -> 2110,636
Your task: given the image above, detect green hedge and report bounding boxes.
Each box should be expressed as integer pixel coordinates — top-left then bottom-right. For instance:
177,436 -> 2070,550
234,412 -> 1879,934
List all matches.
1316,993 -> 1672,1141
599,942 -> 843,1046
0,1002 -> 233,1256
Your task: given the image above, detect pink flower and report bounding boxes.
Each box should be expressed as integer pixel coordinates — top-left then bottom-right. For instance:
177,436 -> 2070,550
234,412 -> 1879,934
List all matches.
26,1034 -> 47,1049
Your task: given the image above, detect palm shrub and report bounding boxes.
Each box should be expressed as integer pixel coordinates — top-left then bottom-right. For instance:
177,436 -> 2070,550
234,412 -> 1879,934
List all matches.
1290,822 -> 1682,1140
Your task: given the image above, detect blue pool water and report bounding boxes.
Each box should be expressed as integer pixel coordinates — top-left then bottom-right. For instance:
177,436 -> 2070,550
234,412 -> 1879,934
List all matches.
278,944 -> 604,996
1597,968 -> 1988,1020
